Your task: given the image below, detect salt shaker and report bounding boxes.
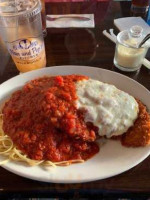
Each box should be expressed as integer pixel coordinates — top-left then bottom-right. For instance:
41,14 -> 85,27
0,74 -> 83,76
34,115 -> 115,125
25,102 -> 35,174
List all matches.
114,26 -> 148,72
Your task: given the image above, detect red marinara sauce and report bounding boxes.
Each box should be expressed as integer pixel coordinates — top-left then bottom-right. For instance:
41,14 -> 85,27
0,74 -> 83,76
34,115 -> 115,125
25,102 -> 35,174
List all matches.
2,75 -> 99,162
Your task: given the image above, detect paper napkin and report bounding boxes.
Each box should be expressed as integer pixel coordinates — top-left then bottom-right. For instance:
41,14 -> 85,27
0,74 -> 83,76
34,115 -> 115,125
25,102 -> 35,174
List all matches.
46,14 -> 95,28
114,17 -> 150,35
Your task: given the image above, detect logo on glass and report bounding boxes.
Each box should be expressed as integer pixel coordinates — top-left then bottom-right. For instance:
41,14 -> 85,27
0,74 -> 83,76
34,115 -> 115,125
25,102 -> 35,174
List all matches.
19,39 -> 31,49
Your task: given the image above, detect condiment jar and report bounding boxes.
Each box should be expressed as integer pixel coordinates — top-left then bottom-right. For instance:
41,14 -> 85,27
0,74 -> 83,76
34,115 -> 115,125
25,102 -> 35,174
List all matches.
114,26 -> 148,72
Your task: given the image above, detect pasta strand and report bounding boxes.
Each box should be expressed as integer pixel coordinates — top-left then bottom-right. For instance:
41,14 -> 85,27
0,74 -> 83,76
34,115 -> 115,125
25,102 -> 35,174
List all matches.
0,115 -> 84,167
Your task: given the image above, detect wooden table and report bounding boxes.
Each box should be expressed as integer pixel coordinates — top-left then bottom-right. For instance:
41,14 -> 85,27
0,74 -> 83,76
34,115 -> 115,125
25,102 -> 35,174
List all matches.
0,1 -> 150,198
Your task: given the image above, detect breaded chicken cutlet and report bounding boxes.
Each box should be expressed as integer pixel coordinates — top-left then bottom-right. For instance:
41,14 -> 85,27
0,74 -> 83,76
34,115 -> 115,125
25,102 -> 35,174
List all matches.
121,100 -> 150,147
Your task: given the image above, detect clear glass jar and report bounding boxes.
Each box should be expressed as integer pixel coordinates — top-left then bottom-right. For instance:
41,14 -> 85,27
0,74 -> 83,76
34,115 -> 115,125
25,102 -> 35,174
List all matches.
114,26 -> 148,72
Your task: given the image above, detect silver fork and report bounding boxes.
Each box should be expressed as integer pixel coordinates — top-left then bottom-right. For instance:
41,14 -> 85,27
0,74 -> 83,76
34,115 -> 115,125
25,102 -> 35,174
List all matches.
46,15 -> 90,21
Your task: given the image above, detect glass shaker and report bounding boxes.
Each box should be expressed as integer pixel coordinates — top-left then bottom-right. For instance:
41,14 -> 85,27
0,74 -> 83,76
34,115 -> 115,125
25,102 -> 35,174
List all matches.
114,26 -> 148,72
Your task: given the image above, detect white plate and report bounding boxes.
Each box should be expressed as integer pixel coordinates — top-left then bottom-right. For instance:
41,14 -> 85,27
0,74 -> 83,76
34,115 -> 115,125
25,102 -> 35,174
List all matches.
0,65 -> 150,183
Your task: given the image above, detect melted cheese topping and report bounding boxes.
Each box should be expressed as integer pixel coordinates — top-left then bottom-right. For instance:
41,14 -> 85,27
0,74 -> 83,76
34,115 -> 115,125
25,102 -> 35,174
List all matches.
76,79 -> 139,138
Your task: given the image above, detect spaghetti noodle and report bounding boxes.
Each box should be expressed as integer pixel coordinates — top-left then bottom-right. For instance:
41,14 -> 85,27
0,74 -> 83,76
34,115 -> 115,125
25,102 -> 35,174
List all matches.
0,113 -> 84,167
1,75 -> 99,167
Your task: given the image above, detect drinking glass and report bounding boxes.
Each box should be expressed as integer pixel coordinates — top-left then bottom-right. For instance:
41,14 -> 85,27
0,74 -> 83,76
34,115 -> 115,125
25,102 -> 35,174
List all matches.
40,0 -> 47,37
0,0 -> 46,73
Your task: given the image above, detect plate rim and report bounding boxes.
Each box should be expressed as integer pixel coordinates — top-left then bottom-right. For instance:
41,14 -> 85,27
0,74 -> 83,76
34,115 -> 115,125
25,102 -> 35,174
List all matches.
0,65 -> 150,183
1,149 -> 150,183
0,65 -> 150,96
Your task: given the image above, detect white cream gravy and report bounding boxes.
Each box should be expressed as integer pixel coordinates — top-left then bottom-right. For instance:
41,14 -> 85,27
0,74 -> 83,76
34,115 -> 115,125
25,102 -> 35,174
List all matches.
76,79 -> 139,138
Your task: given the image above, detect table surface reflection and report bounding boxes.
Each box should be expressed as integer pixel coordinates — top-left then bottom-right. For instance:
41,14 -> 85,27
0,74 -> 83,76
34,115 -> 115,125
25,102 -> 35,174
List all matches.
0,1 -> 150,199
